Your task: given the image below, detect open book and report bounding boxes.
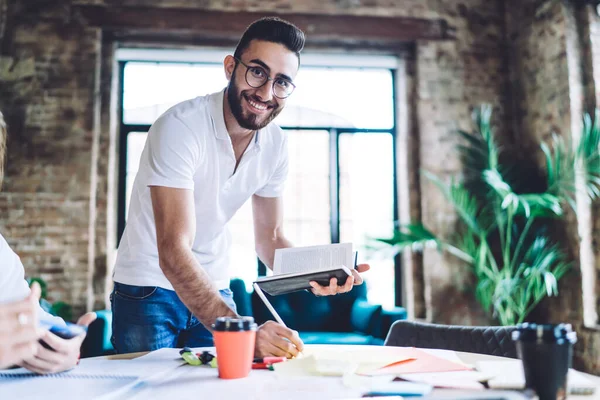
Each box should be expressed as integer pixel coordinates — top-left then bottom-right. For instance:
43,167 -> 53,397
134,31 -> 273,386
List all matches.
254,243 -> 355,296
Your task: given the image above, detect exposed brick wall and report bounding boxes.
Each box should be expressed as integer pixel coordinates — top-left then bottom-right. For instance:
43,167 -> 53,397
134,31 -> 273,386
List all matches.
95,36 -> 117,311
505,0 -> 600,374
580,4 -> 600,375
588,3 -> 600,316
507,0 -> 571,148
590,15 -> 600,357
566,3 -> 600,375
416,0 -> 510,325
0,1 -> 99,317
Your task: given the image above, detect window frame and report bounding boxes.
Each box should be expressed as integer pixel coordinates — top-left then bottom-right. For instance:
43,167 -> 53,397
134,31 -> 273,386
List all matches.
117,59 -> 403,306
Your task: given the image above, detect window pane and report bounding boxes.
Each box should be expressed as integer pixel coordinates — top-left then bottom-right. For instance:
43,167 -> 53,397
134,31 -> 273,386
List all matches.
278,68 -> 394,129
123,63 -> 394,129
339,133 -> 395,308
125,132 -> 148,219
283,130 -> 331,246
123,62 -> 227,124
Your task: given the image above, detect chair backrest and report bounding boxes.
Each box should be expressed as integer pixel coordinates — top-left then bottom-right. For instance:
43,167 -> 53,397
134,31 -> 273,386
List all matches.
384,320 -> 518,358
229,278 -> 255,317
80,310 -> 115,358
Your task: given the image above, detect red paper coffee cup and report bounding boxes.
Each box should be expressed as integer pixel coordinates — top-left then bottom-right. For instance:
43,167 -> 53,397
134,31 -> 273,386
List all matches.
213,316 -> 257,379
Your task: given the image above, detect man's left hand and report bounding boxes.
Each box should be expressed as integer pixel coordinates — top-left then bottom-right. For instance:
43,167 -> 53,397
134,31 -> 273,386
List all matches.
308,263 -> 370,296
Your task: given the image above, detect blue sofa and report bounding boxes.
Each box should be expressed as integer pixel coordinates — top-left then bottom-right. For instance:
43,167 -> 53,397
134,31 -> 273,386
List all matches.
230,278 -> 407,345
81,309 -> 115,358
81,279 -> 407,357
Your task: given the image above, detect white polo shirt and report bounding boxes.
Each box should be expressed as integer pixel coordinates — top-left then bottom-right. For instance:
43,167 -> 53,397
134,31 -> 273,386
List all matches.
113,90 -> 289,290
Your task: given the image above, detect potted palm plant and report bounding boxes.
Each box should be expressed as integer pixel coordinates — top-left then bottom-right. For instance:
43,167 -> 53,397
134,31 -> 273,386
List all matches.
376,105 -> 600,325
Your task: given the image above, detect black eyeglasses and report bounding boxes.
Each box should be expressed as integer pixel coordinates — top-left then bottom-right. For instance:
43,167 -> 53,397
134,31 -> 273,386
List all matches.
234,57 -> 296,99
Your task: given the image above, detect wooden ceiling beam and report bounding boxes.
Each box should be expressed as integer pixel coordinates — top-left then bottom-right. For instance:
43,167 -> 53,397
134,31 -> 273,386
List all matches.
73,5 -> 455,45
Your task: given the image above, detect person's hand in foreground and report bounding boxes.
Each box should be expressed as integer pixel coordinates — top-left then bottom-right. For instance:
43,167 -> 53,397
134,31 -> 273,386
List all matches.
254,320 -> 304,359
309,263 -> 370,296
0,282 -> 43,369
19,312 -> 97,374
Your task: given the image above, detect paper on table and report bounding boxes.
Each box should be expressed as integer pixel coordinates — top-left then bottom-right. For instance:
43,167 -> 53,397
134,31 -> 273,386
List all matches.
397,370 -> 491,390
126,347 -> 188,369
273,347 -> 413,377
368,347 -> 472,376
273,243 -> 353,275
126,367 -> 365,400
272,355 -> 320,376
307,346 -> 414,375
272,354 -> 397,395
477,359 -> 597,395
91,348 -> 189,400
421,348 -> 470,365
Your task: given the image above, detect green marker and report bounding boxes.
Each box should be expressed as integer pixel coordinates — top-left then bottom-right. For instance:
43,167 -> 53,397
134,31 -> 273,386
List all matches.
179,347 -> 201,366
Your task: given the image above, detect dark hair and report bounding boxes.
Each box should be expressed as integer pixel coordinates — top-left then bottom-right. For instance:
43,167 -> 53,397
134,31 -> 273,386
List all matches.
234,17 -> 305,63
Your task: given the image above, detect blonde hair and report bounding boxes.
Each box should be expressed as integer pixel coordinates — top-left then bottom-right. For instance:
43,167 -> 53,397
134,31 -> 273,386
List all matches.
0,111 -> 6,189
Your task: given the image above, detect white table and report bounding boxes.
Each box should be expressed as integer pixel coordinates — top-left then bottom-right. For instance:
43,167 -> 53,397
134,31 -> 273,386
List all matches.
103,345 -> 600,400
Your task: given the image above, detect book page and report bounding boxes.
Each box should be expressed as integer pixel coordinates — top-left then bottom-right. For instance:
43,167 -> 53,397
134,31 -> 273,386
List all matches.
273,243 -> 353,275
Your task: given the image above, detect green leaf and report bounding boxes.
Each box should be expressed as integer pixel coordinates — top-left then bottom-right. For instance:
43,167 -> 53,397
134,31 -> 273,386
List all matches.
543,134 -> 577,208
483,170 -> 563,217
543,272 -> 558,297
422,171 -> 483,234
373,223 -> 441,253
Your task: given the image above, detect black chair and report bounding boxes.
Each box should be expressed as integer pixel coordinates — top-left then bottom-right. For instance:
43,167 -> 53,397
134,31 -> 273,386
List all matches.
384,320 -> 518,358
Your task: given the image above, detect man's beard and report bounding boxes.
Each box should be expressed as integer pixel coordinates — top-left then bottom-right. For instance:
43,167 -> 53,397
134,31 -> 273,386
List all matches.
227,77 -> 282,130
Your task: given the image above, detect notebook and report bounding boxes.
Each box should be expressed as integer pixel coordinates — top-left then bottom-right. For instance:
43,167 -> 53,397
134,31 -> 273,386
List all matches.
0,361 -> 139,400
0,348 -> 186,400
0,359 -> 138,380
254,243 -> 356,296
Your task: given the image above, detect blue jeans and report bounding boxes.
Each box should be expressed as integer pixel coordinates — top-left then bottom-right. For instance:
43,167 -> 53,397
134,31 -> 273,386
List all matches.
110,282 -> 237,354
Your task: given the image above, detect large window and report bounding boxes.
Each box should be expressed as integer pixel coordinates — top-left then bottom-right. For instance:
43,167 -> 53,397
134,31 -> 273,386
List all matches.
118,51 -> 399,308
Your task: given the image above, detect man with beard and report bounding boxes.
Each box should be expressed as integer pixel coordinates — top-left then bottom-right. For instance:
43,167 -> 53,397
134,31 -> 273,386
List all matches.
111,17 -> 370,358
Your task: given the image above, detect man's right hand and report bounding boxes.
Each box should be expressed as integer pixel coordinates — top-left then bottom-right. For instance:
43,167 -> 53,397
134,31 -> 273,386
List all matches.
254,320 -> 304,359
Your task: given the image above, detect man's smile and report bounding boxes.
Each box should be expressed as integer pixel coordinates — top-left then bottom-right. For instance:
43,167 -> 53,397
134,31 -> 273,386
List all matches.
244,94 -> 274,115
